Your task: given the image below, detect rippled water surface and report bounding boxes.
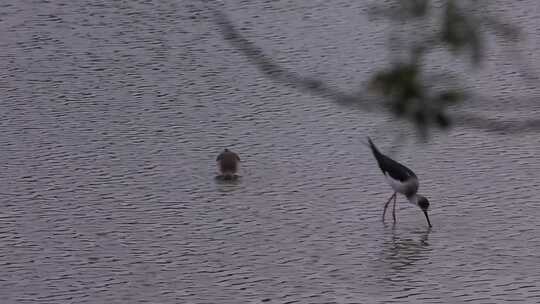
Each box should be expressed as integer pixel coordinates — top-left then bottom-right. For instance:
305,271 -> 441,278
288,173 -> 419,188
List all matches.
2,0 -> 540,303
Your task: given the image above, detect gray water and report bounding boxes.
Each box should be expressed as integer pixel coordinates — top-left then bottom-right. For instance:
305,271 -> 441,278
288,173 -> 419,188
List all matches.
2,0 -> 540,303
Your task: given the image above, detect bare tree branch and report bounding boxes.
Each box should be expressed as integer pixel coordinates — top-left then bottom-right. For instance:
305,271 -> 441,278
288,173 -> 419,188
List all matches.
212,9 -> 378,111
453,113 -> 540,135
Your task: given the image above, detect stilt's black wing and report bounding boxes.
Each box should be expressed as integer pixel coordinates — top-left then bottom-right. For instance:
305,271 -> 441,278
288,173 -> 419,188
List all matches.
367,137 -> 417,182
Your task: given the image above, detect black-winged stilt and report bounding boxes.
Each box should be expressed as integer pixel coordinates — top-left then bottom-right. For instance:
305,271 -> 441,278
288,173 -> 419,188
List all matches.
216,148 -> 241,180
367,137 -> 432,227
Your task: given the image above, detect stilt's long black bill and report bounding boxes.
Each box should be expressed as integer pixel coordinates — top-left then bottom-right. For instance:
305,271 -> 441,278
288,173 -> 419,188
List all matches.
423,211 -> 432,227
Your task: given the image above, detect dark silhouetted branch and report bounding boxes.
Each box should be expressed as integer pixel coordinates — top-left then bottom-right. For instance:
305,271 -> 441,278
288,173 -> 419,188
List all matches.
212,9 -> 378,111
453,113 -> 540,135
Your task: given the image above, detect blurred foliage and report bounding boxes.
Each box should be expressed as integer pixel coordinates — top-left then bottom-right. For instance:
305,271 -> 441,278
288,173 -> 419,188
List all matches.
213,0 -> 534,138
369,60 -> 461,138
368,0 -> 518,138
401,0 -> 429,18
441,0 -> 482,62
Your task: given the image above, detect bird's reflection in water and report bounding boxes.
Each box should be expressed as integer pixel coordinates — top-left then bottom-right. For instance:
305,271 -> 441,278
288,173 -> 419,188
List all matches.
378,224 -> 433,277
214,175 -> 242,193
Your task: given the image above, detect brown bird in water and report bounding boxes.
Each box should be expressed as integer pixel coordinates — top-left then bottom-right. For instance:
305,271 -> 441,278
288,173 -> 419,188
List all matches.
216,148 -> 241,180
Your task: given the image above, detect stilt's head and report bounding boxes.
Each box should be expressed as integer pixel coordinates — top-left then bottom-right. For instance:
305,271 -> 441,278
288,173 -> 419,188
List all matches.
416,194 -> 432,227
